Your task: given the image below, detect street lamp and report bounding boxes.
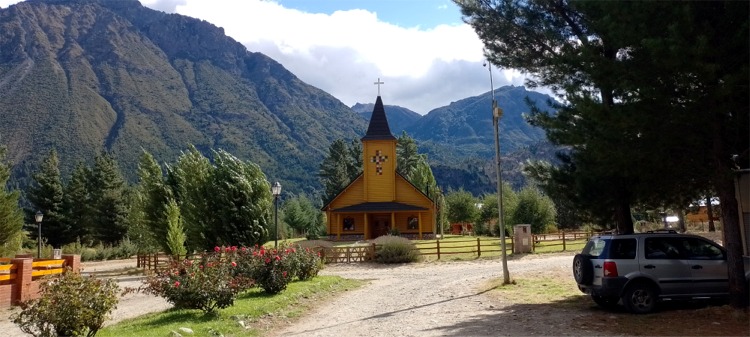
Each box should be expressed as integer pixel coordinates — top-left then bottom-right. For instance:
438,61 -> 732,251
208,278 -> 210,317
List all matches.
272,182 -> 281,248
35,211 -> 43,258
485,59 -> 510,284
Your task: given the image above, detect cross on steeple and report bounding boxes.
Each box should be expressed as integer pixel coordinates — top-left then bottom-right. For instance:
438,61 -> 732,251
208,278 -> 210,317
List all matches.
371,150 -> 388,175
374,78 -> 384,96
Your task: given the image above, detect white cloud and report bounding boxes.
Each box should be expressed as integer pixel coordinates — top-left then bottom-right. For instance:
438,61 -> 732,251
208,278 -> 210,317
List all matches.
1,0 -> 530,114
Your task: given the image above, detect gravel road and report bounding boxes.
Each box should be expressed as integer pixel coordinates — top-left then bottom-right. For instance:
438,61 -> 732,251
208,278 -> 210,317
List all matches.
2,253 -> 591,337
271,252 -> 592,337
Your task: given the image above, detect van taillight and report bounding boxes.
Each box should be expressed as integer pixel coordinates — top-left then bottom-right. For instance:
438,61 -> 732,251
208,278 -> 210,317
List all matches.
603,261 -> 618,277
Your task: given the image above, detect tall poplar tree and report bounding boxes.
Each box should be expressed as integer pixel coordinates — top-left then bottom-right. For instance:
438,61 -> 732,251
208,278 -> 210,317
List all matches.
88,153 -> 129,244
0,144 -> 24,256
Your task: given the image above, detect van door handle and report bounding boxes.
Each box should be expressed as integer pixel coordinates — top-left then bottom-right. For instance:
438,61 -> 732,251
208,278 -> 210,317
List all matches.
691,265 -> 703,270
644,265 -> 656,269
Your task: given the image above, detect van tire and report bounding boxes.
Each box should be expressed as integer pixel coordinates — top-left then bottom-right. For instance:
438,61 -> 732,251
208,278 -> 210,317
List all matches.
573,254 -> 593,285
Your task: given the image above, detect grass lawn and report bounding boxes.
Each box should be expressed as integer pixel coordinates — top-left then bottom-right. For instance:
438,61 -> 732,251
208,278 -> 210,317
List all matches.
99,276 -> 363,337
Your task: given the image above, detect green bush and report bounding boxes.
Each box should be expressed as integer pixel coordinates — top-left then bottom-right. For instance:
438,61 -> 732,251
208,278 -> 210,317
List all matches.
373,235 -> 420,264
287,246 -> 323,281
139,248 -> 251,314
12,270 -> 119,337
244,247 -> 292,294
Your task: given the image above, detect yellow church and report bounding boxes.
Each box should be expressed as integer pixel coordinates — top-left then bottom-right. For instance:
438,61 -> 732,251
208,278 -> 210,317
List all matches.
322,94 -> 436,240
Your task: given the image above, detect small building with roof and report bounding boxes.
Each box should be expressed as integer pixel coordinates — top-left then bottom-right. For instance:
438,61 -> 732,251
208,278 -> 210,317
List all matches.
322,94 -> 436,240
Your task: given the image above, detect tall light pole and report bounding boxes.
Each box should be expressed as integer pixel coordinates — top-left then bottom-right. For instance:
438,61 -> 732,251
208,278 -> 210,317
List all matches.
272,182 -> 282,248
35,211 -> 43,258
486,60 -> 511,284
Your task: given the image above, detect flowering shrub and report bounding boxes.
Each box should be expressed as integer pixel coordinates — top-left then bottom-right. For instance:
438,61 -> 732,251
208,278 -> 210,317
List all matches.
139,248 -> 251,314
247,247 -> 291,294
12,270 -> 119,337
288,246 -> 323,281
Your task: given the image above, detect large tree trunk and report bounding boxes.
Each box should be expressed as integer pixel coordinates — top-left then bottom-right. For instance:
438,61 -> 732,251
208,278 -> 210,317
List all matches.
716,175 -> 748,308
706,195 -> 716,232
615,199 -> 634,234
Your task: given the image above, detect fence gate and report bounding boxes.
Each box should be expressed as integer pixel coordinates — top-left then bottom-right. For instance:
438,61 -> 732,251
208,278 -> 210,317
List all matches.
322,245 -> 375,263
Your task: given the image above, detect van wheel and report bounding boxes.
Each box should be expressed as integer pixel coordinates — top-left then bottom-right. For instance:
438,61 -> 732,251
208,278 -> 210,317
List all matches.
622,283 -> 657,314
573,254 -> 593,285
592,295 -> 620,310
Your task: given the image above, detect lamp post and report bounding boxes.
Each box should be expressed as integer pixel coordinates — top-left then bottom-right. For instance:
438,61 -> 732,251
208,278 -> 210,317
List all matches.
272,182 -> 281,248
35,211 -> 43,258
485,59 -> 510,284
660,211 -> 668,230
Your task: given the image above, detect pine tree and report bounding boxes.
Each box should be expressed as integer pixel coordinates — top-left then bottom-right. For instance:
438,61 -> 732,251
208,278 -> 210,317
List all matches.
26,149 -> 68,246
396,131 -> 420,178
137,151 -> 173,251
62,163 -> 91,243
88,153 -> 128,244
0,144 -> 24,256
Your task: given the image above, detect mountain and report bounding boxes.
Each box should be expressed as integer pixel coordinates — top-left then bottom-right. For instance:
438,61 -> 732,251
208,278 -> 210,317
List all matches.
407,85 -> 554,157
0,0 -> 366,195
351,102 -> 421,134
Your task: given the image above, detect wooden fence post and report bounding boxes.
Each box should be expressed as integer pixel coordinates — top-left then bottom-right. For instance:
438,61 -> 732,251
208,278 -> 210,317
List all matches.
477,237 -> 481,257
562,230 -> 567,251
510,236 -> 514,253
436,240 -> 441,260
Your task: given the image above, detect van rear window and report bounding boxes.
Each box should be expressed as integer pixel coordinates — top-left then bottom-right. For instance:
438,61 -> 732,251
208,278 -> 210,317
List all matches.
583,238 -> 607,257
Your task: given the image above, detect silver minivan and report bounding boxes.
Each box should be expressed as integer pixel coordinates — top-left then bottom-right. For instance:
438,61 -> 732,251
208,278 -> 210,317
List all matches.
573,231 -> 729,313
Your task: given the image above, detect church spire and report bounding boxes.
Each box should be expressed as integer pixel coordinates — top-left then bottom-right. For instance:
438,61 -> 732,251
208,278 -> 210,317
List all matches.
362,95 -> 396,141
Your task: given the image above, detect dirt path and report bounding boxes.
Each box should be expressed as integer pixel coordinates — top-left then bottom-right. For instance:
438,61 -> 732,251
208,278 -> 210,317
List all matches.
270,252 -> 592,337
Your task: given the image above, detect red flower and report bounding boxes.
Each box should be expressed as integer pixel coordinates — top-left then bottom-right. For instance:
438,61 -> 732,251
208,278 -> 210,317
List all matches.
241,247 -> 247,252
231,246 -> 237,252
265,258 -> 271,264
225,247 -> 231,252
317,252 -> 321,257
231,261 -> 237,267
275,255 -> 281,261
199,265 -> 203,269
174,281 -> 180,288
292,248 -> 296,253
283,271 -> 288,278
214,246 -> 221,252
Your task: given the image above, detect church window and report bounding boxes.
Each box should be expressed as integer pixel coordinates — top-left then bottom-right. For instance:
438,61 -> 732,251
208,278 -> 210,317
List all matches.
407,216 -> 418,230
343,217 -> 355,231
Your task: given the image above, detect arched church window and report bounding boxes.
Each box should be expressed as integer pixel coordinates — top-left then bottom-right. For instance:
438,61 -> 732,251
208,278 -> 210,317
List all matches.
407,216 -> 418,230
343,217 -> 355,231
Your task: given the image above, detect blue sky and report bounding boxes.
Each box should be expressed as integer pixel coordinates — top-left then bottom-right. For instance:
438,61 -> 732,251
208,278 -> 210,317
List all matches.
276,0 -> 464,28
0,0 -> 528,114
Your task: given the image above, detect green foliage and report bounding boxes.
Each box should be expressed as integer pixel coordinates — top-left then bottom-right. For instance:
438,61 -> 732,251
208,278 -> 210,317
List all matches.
282,195 -> 321,238
511,187 -> 557,234
137,150 -> 173,252
479,183 -> 518,236
373,235 -> 421,264
288,246 -> 323,281
62,163 -> 92,243
12,270 -> 119,337
167,146 -> 212,252
204,150 -> 272,247
87,153 -> 129,244
397,131 -> 420,178
319,139 -> 362,203
140,249 -> 250,314
164,198 -> 187,256
445,189 -> 479,224
0,144 -> 24,256
26,150 -> 68,246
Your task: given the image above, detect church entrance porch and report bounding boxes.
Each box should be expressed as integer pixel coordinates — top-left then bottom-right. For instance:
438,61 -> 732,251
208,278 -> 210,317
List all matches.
371,215 -> 391,238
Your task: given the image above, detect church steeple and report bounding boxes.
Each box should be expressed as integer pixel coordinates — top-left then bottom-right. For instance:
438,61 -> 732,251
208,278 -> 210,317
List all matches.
362,96 -> 396,141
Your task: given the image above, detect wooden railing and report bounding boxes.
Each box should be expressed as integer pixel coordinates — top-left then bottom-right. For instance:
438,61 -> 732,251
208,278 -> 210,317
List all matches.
532,231 -> 594,252
414,237 -> 512,260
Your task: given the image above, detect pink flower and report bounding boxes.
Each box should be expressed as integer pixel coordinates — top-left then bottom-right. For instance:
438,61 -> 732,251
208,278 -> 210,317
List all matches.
214,246 -> 221,252
292,248 -> 296,253
265,258 -> 271,264
283,271 -> 287,278
241,247 -> 247,252
231,261 -> 237,267
231,246 -> 237,252
174,281 -> 180,288
275,255 -> 281,261
199,265 -> 203,269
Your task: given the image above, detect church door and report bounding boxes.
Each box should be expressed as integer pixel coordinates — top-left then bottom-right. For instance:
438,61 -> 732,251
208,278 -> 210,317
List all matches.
372,215 -> 390,238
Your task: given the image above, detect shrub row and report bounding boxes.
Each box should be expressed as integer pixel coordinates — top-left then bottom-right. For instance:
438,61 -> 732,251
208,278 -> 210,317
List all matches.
140,244 -> 322,313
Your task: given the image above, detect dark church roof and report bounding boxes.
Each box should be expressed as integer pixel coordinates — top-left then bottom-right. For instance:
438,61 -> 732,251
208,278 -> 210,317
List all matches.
361,96 -> 396,141
332,202 -> 427,212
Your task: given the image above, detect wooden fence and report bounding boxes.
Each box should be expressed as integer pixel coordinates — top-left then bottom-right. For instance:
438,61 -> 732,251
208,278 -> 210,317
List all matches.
0,255 -> 80,308
135,231 -> 597,268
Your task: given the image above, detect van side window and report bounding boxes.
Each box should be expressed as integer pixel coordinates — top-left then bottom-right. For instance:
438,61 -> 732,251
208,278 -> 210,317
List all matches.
610,239 -> 636,259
